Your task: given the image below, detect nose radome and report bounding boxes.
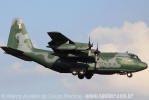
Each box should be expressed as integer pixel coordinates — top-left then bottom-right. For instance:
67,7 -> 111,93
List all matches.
145,63 -> 148,69
141,62 -> 148,70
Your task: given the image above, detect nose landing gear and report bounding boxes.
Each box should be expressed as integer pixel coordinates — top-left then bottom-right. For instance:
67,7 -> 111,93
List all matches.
127,73 -> 133,78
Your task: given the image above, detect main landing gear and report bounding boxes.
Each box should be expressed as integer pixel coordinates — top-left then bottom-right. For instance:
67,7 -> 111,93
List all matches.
85,73 -> 93,79
72,70 -> 93,79
78,74 -> 84,79
78,73 -> 93,79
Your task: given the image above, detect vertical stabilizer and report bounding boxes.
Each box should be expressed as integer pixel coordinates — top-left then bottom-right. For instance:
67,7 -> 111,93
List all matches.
7,18 -> 33,52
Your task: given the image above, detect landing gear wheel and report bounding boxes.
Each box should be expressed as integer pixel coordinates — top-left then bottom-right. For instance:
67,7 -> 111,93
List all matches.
72,71 -> 77,76
127,73 -> 132,78
85,73 -> 93,79
79,70 -> 85,75
78,74 -> 84,79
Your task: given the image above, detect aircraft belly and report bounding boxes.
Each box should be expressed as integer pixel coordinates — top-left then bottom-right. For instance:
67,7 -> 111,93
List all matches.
52,60 -> 89,73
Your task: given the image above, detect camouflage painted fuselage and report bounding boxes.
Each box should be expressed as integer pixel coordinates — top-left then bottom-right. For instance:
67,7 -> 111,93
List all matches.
22,49 -> 147,75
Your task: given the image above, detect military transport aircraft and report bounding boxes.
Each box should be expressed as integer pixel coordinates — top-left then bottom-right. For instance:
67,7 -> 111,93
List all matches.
0,18 -> 148,79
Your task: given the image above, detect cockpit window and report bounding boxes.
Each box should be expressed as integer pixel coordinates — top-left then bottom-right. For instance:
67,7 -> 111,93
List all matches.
115,53 -> 130,58
130,55 -> 141,61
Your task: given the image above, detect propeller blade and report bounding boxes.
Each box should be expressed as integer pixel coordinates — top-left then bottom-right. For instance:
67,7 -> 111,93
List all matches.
97,42 -> 98,51
89,36 -> 90,44
88,35 -> 93,49
94,42 -> 100,55
88,35 -> 93,56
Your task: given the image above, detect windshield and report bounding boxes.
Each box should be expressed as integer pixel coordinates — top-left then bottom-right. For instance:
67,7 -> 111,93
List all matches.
130,55 -> 141,61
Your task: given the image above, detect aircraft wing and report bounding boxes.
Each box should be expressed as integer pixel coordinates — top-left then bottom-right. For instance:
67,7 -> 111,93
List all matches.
47,31 -> 77,52
47,32 -> 74,46
46,32 -> 96,62
47,32 -> 91,58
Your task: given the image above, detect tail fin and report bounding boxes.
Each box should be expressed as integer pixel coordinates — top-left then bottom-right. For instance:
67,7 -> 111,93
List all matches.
7,18 -> 33,52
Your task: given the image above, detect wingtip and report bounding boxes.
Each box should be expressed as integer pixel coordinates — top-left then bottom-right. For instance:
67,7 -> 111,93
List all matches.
48,31 -> 61,34
47,32 -> 62,36
0,46 -> 7,52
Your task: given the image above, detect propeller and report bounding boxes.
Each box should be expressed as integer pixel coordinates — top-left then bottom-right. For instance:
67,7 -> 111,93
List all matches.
88,36 -> 93,56
94,43 -> 100,62
94,43 -> 100,55
88,36 -> 93,49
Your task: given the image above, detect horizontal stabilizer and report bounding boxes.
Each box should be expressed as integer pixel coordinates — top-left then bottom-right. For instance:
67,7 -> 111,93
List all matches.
0,47 -> 32,61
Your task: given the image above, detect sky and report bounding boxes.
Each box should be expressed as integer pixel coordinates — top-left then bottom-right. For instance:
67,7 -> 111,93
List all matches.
0,0 -> 149,100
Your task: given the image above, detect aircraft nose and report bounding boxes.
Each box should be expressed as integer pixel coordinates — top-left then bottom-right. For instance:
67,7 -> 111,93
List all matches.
140,62 -> 148,70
